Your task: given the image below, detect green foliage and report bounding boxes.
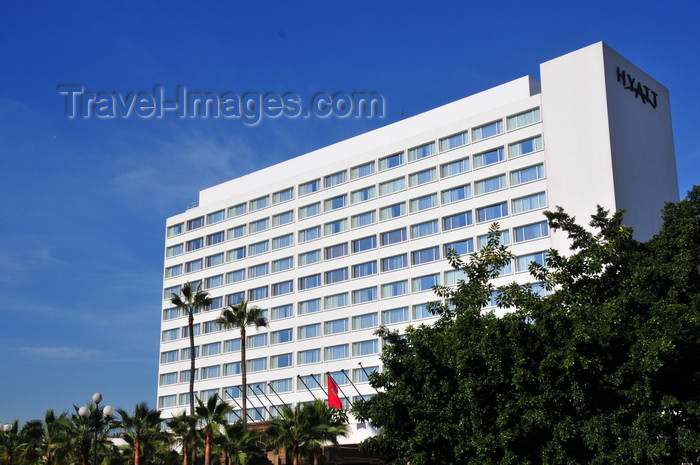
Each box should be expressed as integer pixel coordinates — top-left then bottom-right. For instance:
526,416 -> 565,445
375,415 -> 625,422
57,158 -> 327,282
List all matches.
353,187 -> 700,465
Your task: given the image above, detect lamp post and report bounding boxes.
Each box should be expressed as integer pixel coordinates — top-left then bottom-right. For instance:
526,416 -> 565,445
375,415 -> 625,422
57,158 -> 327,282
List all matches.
0,422 -> 15,465
78,392 -> 114,465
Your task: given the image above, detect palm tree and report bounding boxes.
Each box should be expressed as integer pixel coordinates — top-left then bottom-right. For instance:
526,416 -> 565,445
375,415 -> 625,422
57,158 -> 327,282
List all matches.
216,300 -> 267,430
266,400 -> 348,465
167,413 -> 198,465
216,421 -> 260,465
195,395 -> 232,465
171,282 -> 213,416
19,410 -> 71,465
0,420 -> 20,465
116,402 -> 164,465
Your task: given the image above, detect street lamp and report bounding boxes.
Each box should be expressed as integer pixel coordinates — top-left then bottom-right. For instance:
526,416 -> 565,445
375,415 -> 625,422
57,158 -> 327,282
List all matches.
1,422 -> 15,465
79,392 -> 114,465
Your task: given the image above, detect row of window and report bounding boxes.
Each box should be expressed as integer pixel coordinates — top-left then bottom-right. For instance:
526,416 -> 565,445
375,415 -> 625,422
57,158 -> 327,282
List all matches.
166,108 -> 542,239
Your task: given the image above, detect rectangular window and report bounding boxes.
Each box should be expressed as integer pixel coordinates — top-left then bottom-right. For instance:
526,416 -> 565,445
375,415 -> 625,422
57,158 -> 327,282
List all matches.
324,171 -> 347,188
325,318 -> 349,335
224,362 -> 241,376
227,246 -> 246,261
516,252 -> 547,272
158,395 -> 177,409
379,177 -> 406,196
325,267 -> 348,285
324,292 -> 348,309
511,164 -> 545,185
270,378 -> 293,393
250,196 -> 269,211
271,304 -> 293,320
224,339 -> 241,353
379,152 -> 404,171
226,269 -> 246,284
513,192 -> 547,214
299,274 -> 321,290
412,274 -> 440,292
411,246 -> 440,265
410,219 -> 439,239
162,307 -> 179,321
444,238 -> 474,256
440,157 -> 470,178
298,349 -> 321,365
473,147 -> 505,168
353,366 -> 379,383
381,253 -> 407,272
206,253 -> 224,268
443,211 -> 473,231
270,329 -> 293,345
273,187 -> 294,204
324,194 -> 347,212
352,286 -> 377,304
223,385 -> 241,399
167,223 -> 183,237
351,161 -> 376,179
379,202 -> 406,221
324,242 -> 348,260
271,353 -> 293,369
180,346 -> 199,359
352,261 -> 377,278
325,344 -> 349,361
166,244 -> 183,257
160,350 -> 178,364
353,340 -> 379,356
413,303 -> 433,320
352,235 -> 377,253
441,184 -> 471,204
272,233 -> 294,250
187,217 -> 204,231
272,211 -> 294,227
409,193 -> 438,212
509,136 -> 543,158
202,342 -> 221,357
201,365 -> 220,380
272,257 -> 294,273
227,224 -> 246,240
507,108 -> 541,130
445,269 -> 468,285
248,286 -> 268,301
381,280 -> 408,298
476,202 -> 508,223
380,228 -> 407,246
272,280 -> 294,296
408,168 -> 437,187
324,218 -> 348,236
298,202 -> 321,219
440,131 -> 468,151
352,210 -> 377,228
298,323 -> 321,339
299,226 -> 322,243
163,285 -> 181,300
351,185 -> 376,204
205,275 -> 223,289
226,292 -> 244,305
475,174 -> 507,195
408,142 -> 436,161
249,240 -> 269,256
514,221 -> 549,242
185,259 -> 203,273
165,265 -> 182,278
247,382 -> 267,396
228,203 -> 246,217
352,312 -> 378,330
247,357 -> 267,372
186,237 -> 203,252
207,210 -> 225,225
472,120 -> 503,141
248,263 -> 269,279
247,333 -> 268,348
382,307 -> 409,324
299,179 -> 321,196
298,249 -> 322,266
206,296 -> 223,312
249,218 -> 269,234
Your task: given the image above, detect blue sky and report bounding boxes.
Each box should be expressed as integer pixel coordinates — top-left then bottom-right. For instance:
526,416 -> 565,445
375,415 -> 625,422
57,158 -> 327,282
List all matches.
1,1 -> 698,423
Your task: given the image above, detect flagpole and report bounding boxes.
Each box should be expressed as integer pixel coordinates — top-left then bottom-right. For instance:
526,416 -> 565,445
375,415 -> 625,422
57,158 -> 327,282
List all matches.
256,385 -> 282,417
296,374 -> 319,400
339,368 -> 363,398
309,374 -> 328,396
267,382 -> 289,407
358,362 -> 379,392
227,395 -> 255,423
250,388 -> 272,419
326,371 -> 354,407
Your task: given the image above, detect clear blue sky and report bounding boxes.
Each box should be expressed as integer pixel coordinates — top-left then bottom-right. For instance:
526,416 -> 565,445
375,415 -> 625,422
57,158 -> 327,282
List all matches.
1,1 -> 698,424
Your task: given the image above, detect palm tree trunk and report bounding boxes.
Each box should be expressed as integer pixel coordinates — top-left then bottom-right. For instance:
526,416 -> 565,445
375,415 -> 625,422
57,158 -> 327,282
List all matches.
188,312 -> 196,417
182,445 -> 188,465
240,326 -> 247,430
204,434 -> 211,465
134,438 -> 140,465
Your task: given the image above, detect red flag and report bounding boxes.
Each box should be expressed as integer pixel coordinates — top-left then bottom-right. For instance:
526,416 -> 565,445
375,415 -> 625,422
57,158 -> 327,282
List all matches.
327,374 -> 342,408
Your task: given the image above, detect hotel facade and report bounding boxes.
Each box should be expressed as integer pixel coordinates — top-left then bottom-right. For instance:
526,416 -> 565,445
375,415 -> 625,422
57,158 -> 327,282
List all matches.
155,42 -> 679,442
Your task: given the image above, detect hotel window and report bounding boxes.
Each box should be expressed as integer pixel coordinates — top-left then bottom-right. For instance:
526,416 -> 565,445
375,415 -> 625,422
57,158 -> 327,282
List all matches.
410,219 -> 439,239
158,395 -> 177,409
160,350 -> 178,364
444,238 -> 474,256
507,107 -> 541,130
381,280 -> 408,298
412,274 -> 440,292
325,242 -> 348,260
442,185 -> 473,206
206,231 -> 225,246
325,344 -> 349,361
352,235 -> 377,253
227,224 -> 246,240
226,269 -> 245,284
410,193 -> 438,212
352,286 -> 377,304
516,251 -> 547,272
351,161 -> 376,179
324,170 -> 347,188
325,318 -> 349,335
161,328 -> 179,342
440,157 -> 470,178
202,342 -> 221,357
273,187 -> 294,204
324,194 -> 347,212
408,142 -> 436,161
443,211 -> 473,231
207,210 -> 225,225
162,307 -> 179,321
299,202 -> 321,219
325,267 -> 349,285
473,147 -> 505,168
411,246 -> 440,265
325,292 -> 348,310
165,265 -> 182,278
299,323 -> 321,340
475,174 -> 507,195
352,312 -> 378,330
509,136 -> 543,158
445,269 -> 468,286
247,358 -> 267,372
249,240 -> 269,256
227,246 -> 246,261
163,285 -> 180,300
205,275 -> 223,289
270,379 -> 293,394
381,253 -> 408,272
271,304 -> 293,320
351,186 -> 376,204
382,307 -> 409,324
513,192 -> 547,214
247,333 -> 268,348
379,177 -> 406,196
379,202 -> 405,221
247,382 -> 267,396
511,164 -> 545,185
226,292 -> 244,305
271,353 -> 293,369
186,237 -> 203,252
248,286 -> 268,301
299,274 -> 321,290
299,179 -> 321,196
249,218 -> 269,234
166,244 -> 183,257
250,196 -> 269,211
187,217 -> 204,231
408,168 -> 437,187
439,131 -> 468,151
206,253 -> 224,267
223,385 -> 241,399
298,349 -> 321,365
180,346 -> 200,360
181,324 -> 201,338
272,256 -> 294,273
299,226 -> 322,243
272,233 -> 294,250
476,202 -> 508,223
353,366 -> 379,383
299,249 -> 322,266
272,280 -> 293,296
352,261 -> 377,278
206,296 -> 223,311
185,259 -> 203,273
379,152 -> 404,171
472,120 -> 503,141
514,221 -> 549,242
324,218 -> 348,236
353,339 -> 379,356
272,211 -> 294,227
380,227 -> 407,246
352,210 -> 377,228
167,223 -> 183,237
413,303 -> 433,320
224,338 -> 241,353
228,203 -> 246,217
200,389 -> 220,403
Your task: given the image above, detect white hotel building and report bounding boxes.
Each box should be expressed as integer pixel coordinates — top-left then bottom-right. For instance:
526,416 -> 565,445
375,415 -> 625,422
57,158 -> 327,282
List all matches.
156,42 -> 679,441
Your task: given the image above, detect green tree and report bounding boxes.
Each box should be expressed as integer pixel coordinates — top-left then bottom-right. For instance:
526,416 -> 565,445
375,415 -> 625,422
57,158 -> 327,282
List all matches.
216,300 -> 267,430
171,282 -> 214,416
167,413 -> 199,465
0,421 -> 20,465
216,421 -> 260,465
195,395 -> 232,465
116,402 -> 165,465
19,410 -> 71,465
